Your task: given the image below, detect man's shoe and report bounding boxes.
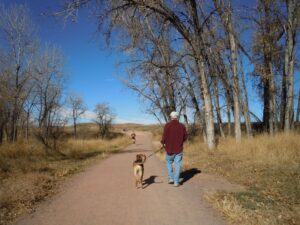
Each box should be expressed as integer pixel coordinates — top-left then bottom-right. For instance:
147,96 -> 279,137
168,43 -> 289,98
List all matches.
168,179 -> 174,184
174,183 -> 180,187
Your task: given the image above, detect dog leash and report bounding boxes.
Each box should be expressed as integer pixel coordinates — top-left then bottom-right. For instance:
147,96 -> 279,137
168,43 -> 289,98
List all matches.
146,147 -> 164,159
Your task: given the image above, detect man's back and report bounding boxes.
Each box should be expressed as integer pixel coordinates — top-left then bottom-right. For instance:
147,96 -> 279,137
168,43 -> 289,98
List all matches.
161,119 -> 187,154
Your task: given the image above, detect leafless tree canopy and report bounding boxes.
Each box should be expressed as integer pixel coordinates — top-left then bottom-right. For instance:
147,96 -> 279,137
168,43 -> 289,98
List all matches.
67,93 -> 87,139
94,102 -> 114,138
1,1 -> 299,150
55,0 -> 300,149
0,4 -> 68,150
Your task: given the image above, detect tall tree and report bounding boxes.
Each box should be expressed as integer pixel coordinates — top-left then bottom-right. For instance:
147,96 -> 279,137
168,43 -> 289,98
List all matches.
67,93 -> 86,139
33,45 -> 66,149
94,103 -> 114,139
282,0 -> 300,132
0,4 -> 38,142
213,0 -> 242,141
57,0 -> 217,149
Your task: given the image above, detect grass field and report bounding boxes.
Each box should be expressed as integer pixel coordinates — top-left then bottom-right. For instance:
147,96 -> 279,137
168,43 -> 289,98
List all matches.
183,133 -> 300,225
0,125 -> 131,225
1,122 -> 299,225
150,125 -> 300,225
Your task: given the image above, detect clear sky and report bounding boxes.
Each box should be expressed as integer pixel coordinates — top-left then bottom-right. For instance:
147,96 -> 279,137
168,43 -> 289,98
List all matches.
2,0 -> 299,124
2,0 -> 158,124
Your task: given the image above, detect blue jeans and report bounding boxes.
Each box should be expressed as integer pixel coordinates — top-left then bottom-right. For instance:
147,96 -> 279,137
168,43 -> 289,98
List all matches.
165,152 -> 183,184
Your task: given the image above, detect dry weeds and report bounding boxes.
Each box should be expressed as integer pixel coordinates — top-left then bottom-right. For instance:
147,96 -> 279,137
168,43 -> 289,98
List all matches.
184,133 -> 300,225
0,133 -> 131,225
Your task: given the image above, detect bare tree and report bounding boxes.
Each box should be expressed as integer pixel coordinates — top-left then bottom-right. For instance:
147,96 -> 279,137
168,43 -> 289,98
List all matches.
56,0 -> 218,149
67,93 -> 86,138
0,3 -> 69,149
55,0 -> 300,147
213,0 -> 242,141
0,66 -> 11,144
94,103 -> 114,139
32,45 -> 66,150
282,0 -> 300,132
253,0 -> 283,135
239,56 -> 252,137
0,4 -> 38,142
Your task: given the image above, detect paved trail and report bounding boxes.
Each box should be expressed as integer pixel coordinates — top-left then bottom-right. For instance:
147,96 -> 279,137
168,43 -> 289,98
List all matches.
15,132 -> 239,225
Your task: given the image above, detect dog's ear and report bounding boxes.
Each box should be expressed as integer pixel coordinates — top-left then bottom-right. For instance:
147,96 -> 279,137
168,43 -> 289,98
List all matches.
141,154 -> 146,163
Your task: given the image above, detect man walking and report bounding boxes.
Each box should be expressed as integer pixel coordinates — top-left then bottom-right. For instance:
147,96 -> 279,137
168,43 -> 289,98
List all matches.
161,111 -> 187,187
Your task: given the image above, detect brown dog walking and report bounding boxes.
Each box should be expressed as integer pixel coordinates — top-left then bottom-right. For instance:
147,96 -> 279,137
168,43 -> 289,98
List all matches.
133,154 -> 146,188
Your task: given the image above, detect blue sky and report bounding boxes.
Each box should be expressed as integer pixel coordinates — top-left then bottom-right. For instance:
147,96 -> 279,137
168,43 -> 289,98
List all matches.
2,0 -> 299,124
2,0 -> 157,124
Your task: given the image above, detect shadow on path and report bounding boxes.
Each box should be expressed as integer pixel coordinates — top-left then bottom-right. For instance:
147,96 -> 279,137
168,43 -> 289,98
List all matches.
181,168 -> 201,184
143,176 -> 163,189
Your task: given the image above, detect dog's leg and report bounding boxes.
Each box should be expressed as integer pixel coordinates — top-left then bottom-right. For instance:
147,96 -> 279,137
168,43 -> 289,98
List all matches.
141,175 -> 143,189
135,178 -> 139,188
141,167 -> 144,189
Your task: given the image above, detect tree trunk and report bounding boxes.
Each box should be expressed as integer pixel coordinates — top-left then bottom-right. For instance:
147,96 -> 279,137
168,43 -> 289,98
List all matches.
240,58 -> 252,137
263,78 -> 270,131
221,75 -> 232,137
228,28 -> 242,142
26,111 -> 30,140
212,78 -> 225,138
73,109 -> 77,139
183,65 -> 206,140
226,97 -> 232,136
214,0 -> 241,142
296,89 -> 300,122
10,110 -> 18,142
73,119 -> 77,139
284,0 -> 297,132
280,68 -> 287,129
165,70 -> 177,114
0,123 -> 4,145
269,61 -> 276,135
177,87 -> 189,126
196,59 -> 215,149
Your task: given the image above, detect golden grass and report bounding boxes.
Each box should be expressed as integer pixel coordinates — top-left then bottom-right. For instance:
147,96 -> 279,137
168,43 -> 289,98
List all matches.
0,133 -> 131,224
184,133 -> 300,225
63,135 -> 130,159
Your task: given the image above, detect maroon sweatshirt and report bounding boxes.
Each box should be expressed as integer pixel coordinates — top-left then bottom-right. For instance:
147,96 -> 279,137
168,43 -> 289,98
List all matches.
161,119 -> 187,154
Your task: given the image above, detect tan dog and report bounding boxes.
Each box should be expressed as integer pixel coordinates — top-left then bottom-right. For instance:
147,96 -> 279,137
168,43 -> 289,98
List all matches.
133,154 -> 146,189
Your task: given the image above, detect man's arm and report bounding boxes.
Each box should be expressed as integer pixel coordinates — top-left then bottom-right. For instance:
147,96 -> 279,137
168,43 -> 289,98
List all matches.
160,125 -> 167,148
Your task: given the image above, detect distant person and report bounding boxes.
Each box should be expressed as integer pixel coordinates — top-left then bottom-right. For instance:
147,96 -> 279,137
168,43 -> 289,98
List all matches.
131,131 -> 136,144
161,111 -> 187,187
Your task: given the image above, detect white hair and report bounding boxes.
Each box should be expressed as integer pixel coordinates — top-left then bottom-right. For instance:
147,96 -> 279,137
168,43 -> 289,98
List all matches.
170,111 -> 178,119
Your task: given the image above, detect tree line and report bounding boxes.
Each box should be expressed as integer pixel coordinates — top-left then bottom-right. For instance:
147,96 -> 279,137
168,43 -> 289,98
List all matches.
57,0 -> 300,149
0,4 -> 114,149
1,1 -> 299,150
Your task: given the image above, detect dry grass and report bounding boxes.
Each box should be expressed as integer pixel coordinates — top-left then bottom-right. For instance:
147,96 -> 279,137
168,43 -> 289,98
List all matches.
0,133 -> 131,225
113,123 -> 162,135
145,123 -> 300,224
184,133 -> 300,225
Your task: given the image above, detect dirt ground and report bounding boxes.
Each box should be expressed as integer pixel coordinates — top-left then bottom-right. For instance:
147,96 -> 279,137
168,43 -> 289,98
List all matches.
14,132 -> 243,225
